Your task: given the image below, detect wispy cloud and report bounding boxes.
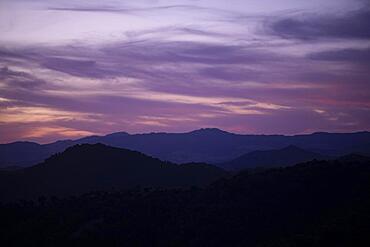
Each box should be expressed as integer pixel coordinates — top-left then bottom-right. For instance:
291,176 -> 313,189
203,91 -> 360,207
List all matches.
47,5 -> 209,14
266,8 -> 370,40
1,0 -> 370,142
308,47 -> 370,65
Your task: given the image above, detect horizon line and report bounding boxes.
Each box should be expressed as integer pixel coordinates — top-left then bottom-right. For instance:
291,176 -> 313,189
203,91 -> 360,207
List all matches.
2,128 -> 369,145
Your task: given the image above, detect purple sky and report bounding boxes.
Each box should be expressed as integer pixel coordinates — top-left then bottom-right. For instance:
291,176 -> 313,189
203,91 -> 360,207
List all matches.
0,0 -> 370,143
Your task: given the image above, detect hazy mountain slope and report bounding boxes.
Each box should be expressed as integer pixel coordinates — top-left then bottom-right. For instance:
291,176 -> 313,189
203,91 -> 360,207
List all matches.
0,144 -> 227,201
220,145 -> 331,171
0,141 -> 49,167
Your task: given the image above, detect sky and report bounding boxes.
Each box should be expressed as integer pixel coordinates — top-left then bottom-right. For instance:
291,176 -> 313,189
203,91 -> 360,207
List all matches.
0,0 -> 369,143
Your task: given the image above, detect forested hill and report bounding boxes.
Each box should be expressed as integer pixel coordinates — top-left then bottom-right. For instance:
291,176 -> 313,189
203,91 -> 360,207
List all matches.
0,143 -> 227,201
1,155 -> 370,246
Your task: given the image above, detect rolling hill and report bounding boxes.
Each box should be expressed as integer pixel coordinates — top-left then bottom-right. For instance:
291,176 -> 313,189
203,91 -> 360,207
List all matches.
0,143 -> 227,201
220,145 -> 331,170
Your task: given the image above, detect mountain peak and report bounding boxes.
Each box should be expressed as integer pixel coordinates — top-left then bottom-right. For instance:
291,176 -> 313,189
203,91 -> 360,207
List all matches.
190,128 -> 231,135
105,132 -> 130,138
54,143 -> 129,158
67,143 -> 108,150
54,143 -> 108,156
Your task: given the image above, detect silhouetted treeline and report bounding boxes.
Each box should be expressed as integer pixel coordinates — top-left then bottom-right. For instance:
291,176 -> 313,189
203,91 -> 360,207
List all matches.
1,155 -> 370,247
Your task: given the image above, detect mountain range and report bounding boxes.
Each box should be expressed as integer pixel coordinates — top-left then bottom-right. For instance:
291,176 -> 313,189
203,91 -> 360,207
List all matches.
1,128 -> 370,168
1,133 -> 370,245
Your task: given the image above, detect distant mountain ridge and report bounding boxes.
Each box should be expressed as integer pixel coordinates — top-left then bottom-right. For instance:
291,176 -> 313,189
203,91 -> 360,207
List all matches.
219,145 -> 331,171
1,128 -> 370,168
0,143 -> 227,201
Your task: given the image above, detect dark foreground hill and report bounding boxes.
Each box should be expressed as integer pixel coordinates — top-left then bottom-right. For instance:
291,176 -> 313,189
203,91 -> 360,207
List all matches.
1,155 -> 370,246
1,129 -> 370,167
0,144 -> 227,201
220,145 -> 331,170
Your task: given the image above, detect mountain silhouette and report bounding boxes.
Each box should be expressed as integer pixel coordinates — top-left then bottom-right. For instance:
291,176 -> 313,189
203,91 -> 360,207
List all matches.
220,145 -> 331,170
0,144 -> 227,201
1,155 -> 370,246
1,129 -> 369,168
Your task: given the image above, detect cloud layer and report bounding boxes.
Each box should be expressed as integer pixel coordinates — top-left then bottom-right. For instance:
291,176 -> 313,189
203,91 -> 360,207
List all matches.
0,0 -> 369,143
